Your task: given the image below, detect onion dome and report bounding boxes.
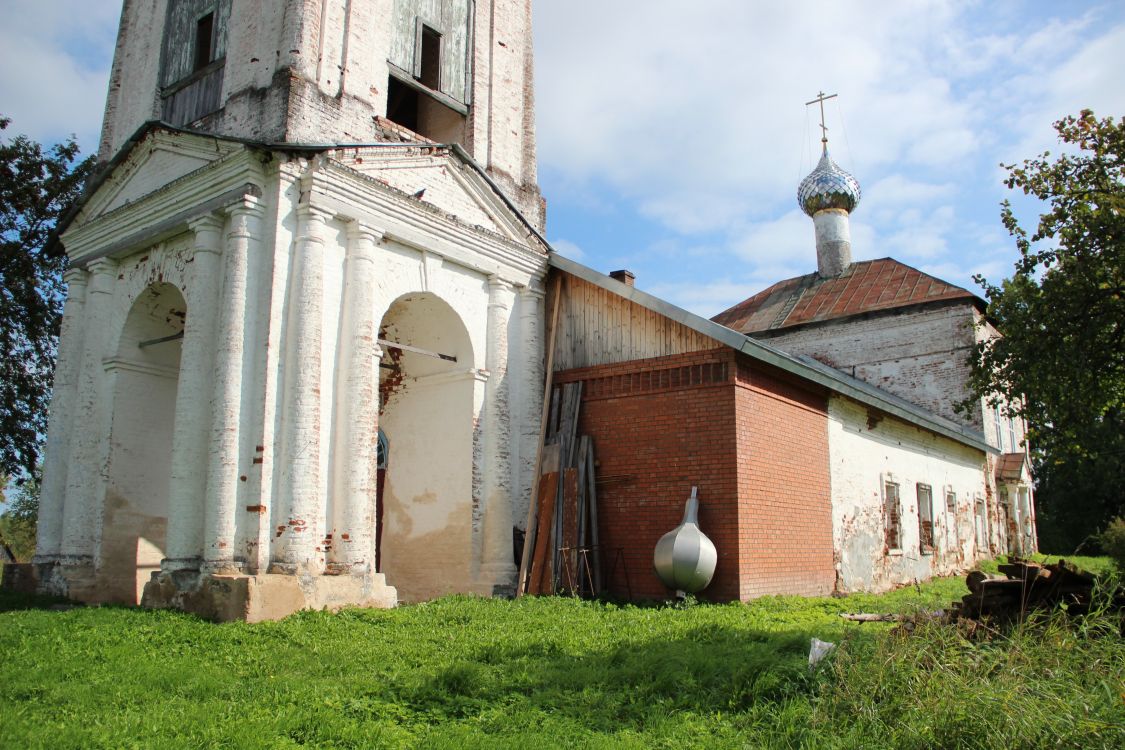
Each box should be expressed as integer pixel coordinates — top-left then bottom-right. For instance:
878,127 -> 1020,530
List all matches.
797,151 -> 861,217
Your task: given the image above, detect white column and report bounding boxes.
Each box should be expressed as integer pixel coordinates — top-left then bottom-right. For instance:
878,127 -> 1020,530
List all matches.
273,204 -> 331,573
202,198 -> 263,574
163,215 -> 224,571
329,221 -> 384,573
514,284 -> 544,528
34,268 -> 90,564
60,257 -> 118,567
479,275 -> 518,589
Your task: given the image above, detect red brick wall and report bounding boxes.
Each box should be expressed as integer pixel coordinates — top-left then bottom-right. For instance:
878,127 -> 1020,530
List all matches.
734,358 -> 834,597
555,349 -> 741,600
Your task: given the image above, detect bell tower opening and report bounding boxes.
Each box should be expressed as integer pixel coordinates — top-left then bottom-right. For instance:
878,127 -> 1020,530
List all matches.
385,0 -> 471,144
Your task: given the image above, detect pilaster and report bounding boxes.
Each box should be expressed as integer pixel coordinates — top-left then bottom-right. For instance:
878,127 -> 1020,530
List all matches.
478,275 -> 518,592
329,220 -> 385,573
164,214 -> 226,571
273,204 -> 332,573
202,197 -> 263,574
59,257 -> 118,572
33,268 -> 90,564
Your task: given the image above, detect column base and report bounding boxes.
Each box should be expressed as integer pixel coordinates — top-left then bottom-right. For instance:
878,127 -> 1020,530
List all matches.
141,569 -> 397,623
2,558 -> 98,601
475,562 -> 518,598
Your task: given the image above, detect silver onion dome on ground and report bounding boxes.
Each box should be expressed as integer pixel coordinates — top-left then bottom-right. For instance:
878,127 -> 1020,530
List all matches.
797,151 -> 861,217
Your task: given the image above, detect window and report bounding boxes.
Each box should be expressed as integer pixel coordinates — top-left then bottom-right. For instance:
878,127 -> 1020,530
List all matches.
945,490 -> 956,514
417,24 -> 442,90
884,480 -> 901,551
193,12 -> 215,71
160,1 -> 230,126
385,0 -> 471,143
917,484 -> 934,553
1007,414 -> 1017,451
993,404 -> 1005,450
974,496 -> 989,553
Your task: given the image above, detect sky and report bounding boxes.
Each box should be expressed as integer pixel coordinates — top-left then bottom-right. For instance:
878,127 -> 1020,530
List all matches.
1,0 -> 1122,318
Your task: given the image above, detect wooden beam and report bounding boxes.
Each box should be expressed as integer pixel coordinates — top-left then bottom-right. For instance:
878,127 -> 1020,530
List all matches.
376,338 -> 457,362
517,273 -> 564,595
138,330 -> 185,348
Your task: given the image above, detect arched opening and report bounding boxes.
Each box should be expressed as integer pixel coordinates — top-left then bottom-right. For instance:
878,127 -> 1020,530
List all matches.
101,282 -> 185,604
377,292 -> 476,601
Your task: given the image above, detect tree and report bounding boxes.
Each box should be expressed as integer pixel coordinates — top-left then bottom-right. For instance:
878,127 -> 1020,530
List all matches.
0,117 -> 95,481
966,110 -> 1124,552
0,473 -> 40,562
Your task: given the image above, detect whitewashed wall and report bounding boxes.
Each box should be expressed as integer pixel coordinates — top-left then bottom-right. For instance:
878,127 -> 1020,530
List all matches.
828,395 -> 991,593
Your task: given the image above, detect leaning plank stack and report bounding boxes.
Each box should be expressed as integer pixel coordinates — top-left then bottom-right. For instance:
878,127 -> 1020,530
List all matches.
521,381 -> 604,597
952,557 -> 1122,621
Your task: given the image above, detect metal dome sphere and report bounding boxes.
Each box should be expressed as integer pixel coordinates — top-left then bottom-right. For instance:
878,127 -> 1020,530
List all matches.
797,151 -> 861,217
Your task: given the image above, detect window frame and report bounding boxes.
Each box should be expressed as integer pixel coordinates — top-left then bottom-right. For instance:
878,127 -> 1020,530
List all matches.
916,483 -> 934,554
883,479 -> 902,554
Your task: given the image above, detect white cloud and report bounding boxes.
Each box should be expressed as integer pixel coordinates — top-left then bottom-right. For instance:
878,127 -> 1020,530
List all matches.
0,0 -> 119,152
549,238 -> 587,262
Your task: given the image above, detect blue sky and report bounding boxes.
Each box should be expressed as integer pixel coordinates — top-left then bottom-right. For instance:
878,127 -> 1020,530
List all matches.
2,0 -> 1122,317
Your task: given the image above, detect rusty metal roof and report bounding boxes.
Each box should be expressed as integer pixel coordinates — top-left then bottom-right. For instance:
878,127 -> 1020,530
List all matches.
996,452 -> 1030,482
711,258 -> 981,334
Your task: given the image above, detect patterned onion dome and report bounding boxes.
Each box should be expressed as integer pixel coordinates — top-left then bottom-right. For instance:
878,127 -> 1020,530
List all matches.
797,151 -> 861,217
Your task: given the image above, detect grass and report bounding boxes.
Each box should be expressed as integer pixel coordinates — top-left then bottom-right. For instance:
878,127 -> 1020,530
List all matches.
0,558 -> 1122,749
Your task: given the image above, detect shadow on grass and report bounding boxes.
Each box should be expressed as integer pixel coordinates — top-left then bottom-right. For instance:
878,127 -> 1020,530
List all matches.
358,620 -> 823,738
0,588 -> 76,613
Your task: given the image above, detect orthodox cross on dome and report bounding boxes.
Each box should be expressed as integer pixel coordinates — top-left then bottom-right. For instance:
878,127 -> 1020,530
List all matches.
805,91 -> 838,154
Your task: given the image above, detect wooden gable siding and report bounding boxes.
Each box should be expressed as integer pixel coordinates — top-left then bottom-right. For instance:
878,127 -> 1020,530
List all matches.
552,272 -> 721,370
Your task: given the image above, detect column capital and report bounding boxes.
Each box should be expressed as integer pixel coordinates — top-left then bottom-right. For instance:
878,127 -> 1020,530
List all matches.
297,203 -> 334,224
62,267 -> 89,288
296,204 -> 333,246
225,196 -> 264,241
517,282 -> 546,301
86,258 -> 118,294
346,219 -> 385,244
187,212 -> 225,234
225,194 -> 264,218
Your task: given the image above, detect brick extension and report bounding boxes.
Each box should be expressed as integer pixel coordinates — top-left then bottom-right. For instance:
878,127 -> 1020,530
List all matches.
554,347 -> 834,602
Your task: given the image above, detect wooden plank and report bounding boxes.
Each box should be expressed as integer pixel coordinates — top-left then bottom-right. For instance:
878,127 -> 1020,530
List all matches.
528,471 -> 559,595
586,440 -> 603,594
575,436 -> 590,549
517,273 -> 564,595
560,468 -> 580,594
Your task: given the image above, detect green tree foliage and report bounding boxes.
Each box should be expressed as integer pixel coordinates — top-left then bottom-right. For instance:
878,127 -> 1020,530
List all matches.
0,473 -> 39,562
967,111 -> 1124,552
0,117 -> 95,479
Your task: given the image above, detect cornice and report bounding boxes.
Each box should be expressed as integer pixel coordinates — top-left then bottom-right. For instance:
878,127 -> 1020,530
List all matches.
62,149 -> 268,264
307,162 -> 547,284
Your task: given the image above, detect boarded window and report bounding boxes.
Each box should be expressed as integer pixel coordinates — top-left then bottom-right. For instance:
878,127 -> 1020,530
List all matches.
884,481 -> 901,551
975,496 -> 989,552
917,484 -> 934,553
160,1 -> 231,125
389,0 -> 472,105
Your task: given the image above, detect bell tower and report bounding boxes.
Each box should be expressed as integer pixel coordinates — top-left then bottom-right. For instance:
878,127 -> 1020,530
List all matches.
98,0 -> 542,226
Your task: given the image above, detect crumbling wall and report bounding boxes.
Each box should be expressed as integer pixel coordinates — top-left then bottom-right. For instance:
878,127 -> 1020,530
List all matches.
756,303 -> 980,429
827,395 -> 990,593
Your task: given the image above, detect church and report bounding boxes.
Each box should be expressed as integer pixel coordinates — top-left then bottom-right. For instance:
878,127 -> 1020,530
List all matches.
12,0 -> 1035,620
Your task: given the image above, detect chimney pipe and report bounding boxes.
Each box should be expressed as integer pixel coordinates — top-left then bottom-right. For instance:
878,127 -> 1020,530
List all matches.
609,269 -> 635,287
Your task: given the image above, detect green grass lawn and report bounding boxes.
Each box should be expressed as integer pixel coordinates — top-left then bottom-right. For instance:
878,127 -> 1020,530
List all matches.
1,556 -> 1121,749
